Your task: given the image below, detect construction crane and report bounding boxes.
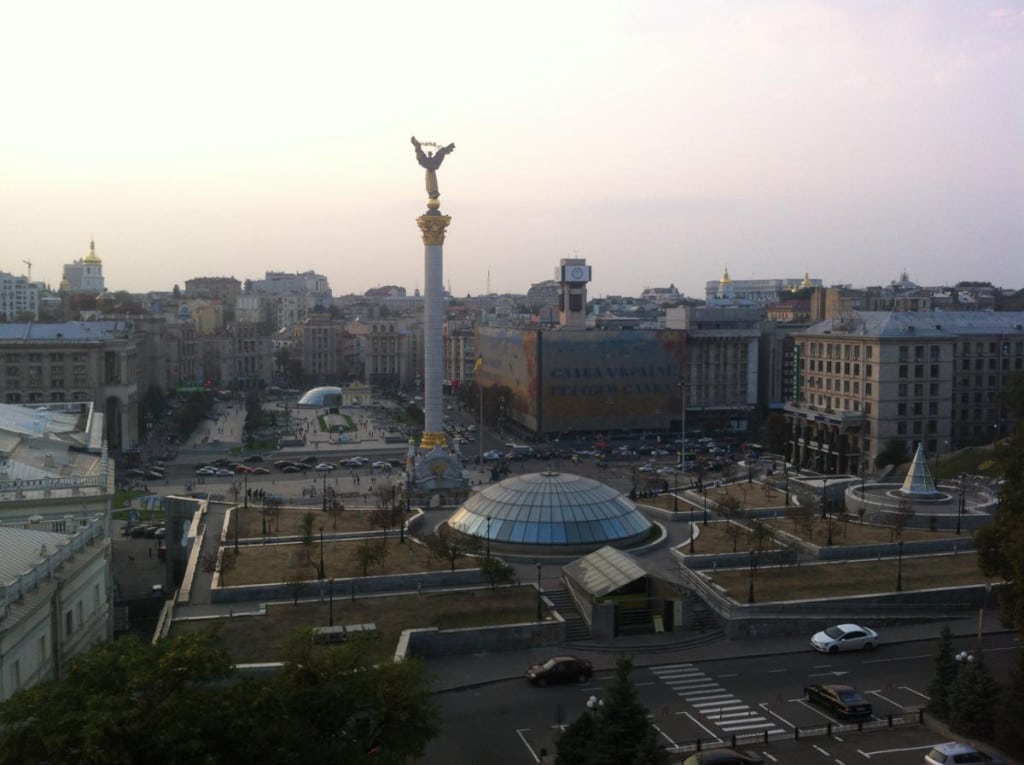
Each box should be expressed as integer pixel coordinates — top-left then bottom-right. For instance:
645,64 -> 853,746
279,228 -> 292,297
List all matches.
22,259 -> 31,281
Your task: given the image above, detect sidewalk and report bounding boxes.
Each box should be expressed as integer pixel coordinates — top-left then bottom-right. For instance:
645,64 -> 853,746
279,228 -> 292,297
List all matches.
423,610 -> 1013,693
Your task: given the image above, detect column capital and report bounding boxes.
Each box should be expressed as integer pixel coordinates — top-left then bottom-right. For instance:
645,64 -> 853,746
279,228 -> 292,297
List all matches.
416,214 -> 452,246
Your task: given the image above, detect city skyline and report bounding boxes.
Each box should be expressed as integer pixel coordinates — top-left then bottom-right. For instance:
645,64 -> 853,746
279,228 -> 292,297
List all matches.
3,1 -> 1022,299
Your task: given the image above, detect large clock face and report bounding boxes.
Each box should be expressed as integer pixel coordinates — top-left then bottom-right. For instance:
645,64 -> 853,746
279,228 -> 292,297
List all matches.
570,266 -> 585,281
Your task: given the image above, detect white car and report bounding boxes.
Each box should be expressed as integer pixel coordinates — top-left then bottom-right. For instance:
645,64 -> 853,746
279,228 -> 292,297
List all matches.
214,468 -> 234,477
810,623 -> 879,653
314,463 -> 336,472
195,466 -> 217,476
924,742 -> 1005,764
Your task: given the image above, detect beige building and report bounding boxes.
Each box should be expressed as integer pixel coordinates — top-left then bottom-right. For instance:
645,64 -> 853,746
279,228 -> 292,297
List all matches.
0,322 -> 139,451
60,240 -> 106,295
784,311 -> 1024,474
365,318 -> 421,393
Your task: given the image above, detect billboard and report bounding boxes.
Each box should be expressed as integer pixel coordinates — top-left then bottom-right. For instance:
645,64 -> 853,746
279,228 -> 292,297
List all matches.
476,328 -> 687,435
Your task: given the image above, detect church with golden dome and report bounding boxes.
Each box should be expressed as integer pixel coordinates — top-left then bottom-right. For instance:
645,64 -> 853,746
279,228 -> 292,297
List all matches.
61,240 -> 106,294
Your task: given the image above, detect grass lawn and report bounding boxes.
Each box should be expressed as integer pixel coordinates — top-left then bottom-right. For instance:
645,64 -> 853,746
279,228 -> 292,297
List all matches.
707,553 -> 999,602
221,536 -> 477,586
642,482 -> 788,512
170,586 -> 543,664
233,504 -> 389,539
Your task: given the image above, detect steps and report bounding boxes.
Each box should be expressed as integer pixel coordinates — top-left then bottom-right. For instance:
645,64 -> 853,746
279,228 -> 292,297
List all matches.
545,589 -> 591,641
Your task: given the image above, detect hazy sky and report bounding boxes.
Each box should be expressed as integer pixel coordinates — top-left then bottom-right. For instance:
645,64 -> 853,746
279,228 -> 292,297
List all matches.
3,1 -> 1022,300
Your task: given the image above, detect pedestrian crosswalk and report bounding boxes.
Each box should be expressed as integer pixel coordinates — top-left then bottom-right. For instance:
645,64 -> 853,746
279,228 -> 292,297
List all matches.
651,663 -> 784,736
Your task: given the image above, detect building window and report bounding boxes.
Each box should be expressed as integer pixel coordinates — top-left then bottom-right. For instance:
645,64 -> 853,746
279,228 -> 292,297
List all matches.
866,346 -> 873,359
930,383 -> 939,396
899,346 -> 909,362
898,403 -> 907,416
899,365 -> 908,379
914,383 -> 924,397
866,364 -> 872,378
65,610 -> 74,637
898,384 -> 908,397
897,422 -> 906,435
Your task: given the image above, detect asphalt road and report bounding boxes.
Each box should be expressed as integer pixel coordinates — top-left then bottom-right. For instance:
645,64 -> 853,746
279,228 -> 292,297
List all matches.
420,632 -> 1019,765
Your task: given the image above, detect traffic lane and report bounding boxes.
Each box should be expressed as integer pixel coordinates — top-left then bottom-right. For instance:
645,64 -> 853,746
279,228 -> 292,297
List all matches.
423,674 -> 614,765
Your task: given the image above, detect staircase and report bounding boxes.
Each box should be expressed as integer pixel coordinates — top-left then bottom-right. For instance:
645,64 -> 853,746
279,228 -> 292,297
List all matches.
545,588 -> 591,641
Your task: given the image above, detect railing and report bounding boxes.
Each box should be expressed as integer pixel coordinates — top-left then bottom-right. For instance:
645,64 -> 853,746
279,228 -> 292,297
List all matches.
668,709 -> 923,757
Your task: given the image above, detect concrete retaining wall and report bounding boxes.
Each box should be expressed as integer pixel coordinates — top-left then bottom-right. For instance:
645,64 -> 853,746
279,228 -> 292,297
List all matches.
211,567 -> 486,604
396,618 -> 567,659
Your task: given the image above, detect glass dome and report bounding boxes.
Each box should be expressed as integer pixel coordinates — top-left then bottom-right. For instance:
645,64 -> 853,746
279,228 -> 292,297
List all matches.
297,386 -> 342,407
446,470 -> 651,547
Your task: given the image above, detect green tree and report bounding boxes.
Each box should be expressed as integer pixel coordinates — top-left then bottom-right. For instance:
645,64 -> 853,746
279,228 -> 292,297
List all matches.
875,436 -> 909,470
0,631 -> 237,765
949,653 -> 1000,739
479,556 -> 516,589
0,630 -> 440,765
555,657 -> 668,765
977,372 -> 1024,634
925,624 -> 957,718
996,646 -> 1024,755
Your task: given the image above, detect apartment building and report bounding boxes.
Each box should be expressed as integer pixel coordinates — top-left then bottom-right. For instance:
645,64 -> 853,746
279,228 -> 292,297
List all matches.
783,311 -> 1024,474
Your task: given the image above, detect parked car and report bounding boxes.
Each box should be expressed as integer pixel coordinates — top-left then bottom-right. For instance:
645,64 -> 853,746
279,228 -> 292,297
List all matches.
682,749 -> 765,765
638,463 -> 657,473
214,468 -> 234,477
249,467 -> 270,475
233,464 -> 252,473
924,742 -> 1006,764
803,683 -> 872,720
243,454 -> 264,463
371,461 -> 392,471
195,466 -> 217,476
314,463 -> 336,472
525,656 -> 593,686
810,623 -> 879,653
281,464 -> 303,473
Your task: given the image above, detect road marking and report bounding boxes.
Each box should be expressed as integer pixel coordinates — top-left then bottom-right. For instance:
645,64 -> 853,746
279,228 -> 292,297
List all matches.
652,664 -> 784,736
867,689 -> 904,708
683,711 -> 721,739
515,728 -> 541,763
858,743 -> 937,757
758,703 -> 797,729
717,672 -> 739,678
652,722 -> 677,748
813,744 -> 831,756
901,686 -> 930,700
767,668 -> 787,673
808,670 -> 849,677
863,652 -> 932,664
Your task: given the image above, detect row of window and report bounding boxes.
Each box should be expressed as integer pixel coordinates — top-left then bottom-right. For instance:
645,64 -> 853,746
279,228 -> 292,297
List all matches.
5,391 -> 86,403
804,342 -> 874,360
1,352 -> 89,362
959,340 -> 1023,355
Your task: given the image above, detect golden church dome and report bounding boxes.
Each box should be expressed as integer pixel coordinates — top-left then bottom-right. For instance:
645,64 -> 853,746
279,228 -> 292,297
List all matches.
83,239 -> 102,264
719,267 -> 731,285
799,271 -> 811,289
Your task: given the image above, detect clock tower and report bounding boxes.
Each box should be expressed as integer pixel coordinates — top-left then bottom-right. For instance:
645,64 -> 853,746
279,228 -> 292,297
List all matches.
556,258 -> 591,329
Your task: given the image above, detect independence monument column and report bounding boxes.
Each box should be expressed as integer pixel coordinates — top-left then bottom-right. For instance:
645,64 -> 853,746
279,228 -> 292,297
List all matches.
411,136 -> 454,450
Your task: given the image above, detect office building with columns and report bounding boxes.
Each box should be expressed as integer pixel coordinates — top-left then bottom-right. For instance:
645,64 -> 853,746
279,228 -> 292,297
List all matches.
783,311 -> 1024,475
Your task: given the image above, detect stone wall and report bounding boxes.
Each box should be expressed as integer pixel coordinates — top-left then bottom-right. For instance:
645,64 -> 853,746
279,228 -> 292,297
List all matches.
396,618 -> 567,659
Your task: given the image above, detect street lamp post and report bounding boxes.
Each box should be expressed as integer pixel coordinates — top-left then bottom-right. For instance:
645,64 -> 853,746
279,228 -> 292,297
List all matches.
486,515 -> 491,560
234,501 -> 240,553
747,551 -> 756,603
702,484 -> 708,526
318,527 -> 325,581
244,471 -> 248,509
689,501 -> 695,553
536,562 -> 543,621
957,474 -> 964,536
821,477 -> 828,520
784,461 -> 790,506
322,472 -> 328,514
328,578 -> 334,626
896,539 -> 904,592
679,376 -> 686,484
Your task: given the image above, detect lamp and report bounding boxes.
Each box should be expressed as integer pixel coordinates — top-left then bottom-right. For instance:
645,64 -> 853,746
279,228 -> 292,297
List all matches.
896,539 -> 903,592
536,561 -> 543,620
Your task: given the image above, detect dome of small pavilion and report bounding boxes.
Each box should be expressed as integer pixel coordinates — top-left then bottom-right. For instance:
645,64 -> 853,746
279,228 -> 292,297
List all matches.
445,470 -> 653,554
297,386 -> 342,408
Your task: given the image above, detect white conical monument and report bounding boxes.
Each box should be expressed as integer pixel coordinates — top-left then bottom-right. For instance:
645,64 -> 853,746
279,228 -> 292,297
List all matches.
899,444 -> 941,498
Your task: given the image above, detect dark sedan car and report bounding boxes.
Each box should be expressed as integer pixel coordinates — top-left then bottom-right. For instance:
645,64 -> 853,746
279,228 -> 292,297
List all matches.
804,683 -> 872,719
525,656 -> 593,686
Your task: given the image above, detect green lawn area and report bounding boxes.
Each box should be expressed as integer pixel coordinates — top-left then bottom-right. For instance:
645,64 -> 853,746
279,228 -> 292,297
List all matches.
169,586 -> 543,664
707,553 -> 999,602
